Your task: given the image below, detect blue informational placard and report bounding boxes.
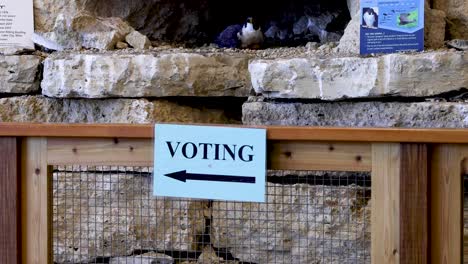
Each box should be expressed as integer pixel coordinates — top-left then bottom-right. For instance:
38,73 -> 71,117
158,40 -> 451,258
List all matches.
360,0 -> 424,54
153,124 -> 266,202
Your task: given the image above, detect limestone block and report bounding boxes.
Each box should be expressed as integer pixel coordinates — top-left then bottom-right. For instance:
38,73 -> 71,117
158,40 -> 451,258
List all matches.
0,96 -> 240,124
249,51 -> 467,99
0,55 -> 41,93
33,12 -> 134,51
53,172 -> 207,263
347,0 -> 360,17
109,253 -> 173,264
243,100 -> 468,128
126,31 -> 152,49
42,52 -> 251,98
336,14 -> 360,55
211,183 -> 370,264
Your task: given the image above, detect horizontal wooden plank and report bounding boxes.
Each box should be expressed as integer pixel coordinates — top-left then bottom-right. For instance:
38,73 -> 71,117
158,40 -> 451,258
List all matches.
3,122 -> 468,143
47,138 -> 153,166
47,138 -> 372,171
269,141 -> 371,172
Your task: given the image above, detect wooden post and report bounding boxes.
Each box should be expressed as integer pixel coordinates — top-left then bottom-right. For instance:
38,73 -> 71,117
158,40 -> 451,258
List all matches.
21,138 -> 51,264
0,137 -> 20,264
372,143 -> 428,264
430,144 -> 463,264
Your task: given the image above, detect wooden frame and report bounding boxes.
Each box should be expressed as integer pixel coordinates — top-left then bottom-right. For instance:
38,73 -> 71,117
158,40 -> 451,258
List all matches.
0,123 -> 467,263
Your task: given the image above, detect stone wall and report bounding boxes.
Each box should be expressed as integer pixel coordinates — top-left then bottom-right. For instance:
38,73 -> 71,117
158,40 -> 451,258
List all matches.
1,0 -> 467,263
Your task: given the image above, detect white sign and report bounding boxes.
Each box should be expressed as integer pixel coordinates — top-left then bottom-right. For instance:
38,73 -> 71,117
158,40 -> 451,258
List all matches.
0,0 -> 34,49
153,124 -> 266,202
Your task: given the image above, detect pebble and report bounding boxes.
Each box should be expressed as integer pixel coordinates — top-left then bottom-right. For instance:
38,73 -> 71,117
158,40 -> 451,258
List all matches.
115,41 -> 129,49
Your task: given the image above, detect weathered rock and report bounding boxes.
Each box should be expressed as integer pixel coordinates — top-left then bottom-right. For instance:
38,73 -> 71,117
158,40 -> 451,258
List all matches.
424,3 -> 447,49
116,41 -> 129,49
32,0 -> 210,44
0,47 -> 34,55
336,14 -> 360,55
126,31 -> 152,49
197,247 -> 239,264
447,39 -> 468,51
346,0 -> 359,17
211,183 -> 370,264
42,52 -> 251,98
53,171 -> 207,263
243,99 -> 468,128
33,0 -> 81,32
109,252 -> 174,264
33,11 -> 135,51
249,51 -> 467,99
433,0 -> 468,39
0,96 -> 240,124
0,55 -> 41,93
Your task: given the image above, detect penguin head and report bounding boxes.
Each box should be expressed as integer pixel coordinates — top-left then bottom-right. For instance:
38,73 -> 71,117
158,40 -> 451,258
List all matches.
364,8 -> 374,15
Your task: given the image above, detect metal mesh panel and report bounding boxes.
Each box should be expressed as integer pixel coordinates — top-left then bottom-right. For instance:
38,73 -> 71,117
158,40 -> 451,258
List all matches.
53,166 -> 371,264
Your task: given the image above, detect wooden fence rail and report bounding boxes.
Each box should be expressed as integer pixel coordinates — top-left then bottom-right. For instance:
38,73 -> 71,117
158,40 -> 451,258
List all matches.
0,123 -> 466,263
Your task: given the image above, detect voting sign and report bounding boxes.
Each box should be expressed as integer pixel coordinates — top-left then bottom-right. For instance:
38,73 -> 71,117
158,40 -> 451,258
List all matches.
153,124 -> 266,202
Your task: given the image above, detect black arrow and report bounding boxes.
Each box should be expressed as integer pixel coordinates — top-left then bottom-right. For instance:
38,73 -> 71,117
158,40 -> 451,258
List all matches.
164,170 -> 256,184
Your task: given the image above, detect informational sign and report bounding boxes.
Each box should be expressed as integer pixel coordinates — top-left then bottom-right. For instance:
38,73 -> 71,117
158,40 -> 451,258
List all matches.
153,124 -> 266,202
0,0 -> 34,49
360,0 -> 424,54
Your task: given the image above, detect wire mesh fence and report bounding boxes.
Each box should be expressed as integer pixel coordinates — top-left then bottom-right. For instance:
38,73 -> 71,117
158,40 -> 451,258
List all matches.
52,166 -> 371,264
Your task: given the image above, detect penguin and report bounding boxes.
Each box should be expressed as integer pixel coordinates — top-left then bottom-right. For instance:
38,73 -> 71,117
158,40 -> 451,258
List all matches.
363,8 -> 377,28
237,17 -> 264,49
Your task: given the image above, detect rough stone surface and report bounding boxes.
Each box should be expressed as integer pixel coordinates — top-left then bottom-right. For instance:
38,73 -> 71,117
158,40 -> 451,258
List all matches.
0,55 -> 41,93
447,39 -> 468,51
249,51 -> 467,99
433,0 -> 468,39
211,183 -> 370,264
197,247 -> 239,264
33,0 -> 80,32
126,31 -> 152,49
336,14 -> 360,55
32,0 -> 209,44
346,0 -> 359,18
0,96 -> 240,124
424,2 -> 447,49
42,52 -> 251,98
34,12 -> 134,51
243,99 -> 468,128
53,171 -> 208,263
116,41 -> 129,49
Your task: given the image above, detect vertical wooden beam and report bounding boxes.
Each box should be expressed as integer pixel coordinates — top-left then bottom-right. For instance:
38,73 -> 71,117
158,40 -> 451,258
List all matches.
372,143 -> 401,264
21,138 -> 50,264
0,137 -> 20,264
430,144 -> 463,264
399,144 -> 428,264
372,143 -> 428,264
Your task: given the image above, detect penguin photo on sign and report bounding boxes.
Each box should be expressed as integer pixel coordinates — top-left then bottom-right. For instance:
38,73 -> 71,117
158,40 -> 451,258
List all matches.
362,8 -> 379,29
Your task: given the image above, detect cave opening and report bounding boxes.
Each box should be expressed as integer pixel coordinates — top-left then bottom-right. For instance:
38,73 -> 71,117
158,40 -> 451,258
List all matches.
86,0 -> 351,48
